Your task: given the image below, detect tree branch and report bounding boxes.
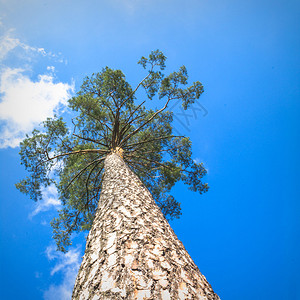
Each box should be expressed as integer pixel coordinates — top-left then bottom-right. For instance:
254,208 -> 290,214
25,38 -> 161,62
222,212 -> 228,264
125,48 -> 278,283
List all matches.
124,158 -> 157,181
118,101 -> 146,137
119,97 -> 174,147
63,157 -> 105,193
73,133 -> 109,148
44,149 -> 108,163
96,91 -> 116,119
85,111 -> 113,133
125,154 -> 173,171
124,135 -> 182,150
119,63 -> 155,108
85,160 -> 104,209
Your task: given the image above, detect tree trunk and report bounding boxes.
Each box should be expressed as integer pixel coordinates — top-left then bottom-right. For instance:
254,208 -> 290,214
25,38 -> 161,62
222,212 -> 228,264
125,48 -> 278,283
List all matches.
72,152 -> 219,300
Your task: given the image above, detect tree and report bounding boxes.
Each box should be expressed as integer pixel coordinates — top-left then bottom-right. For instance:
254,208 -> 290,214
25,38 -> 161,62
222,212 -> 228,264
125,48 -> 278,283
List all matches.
17,50 -> 219,299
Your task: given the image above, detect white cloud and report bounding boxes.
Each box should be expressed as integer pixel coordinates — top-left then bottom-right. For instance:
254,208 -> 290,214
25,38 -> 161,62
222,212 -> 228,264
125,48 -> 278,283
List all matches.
0,31 -> 20,60
0,26 -> 73,148
0,29 -> 66,63
0,67 -> 74,148
44,245 -> 82,300
29,185 -> 61,218
47,66 -> 55,72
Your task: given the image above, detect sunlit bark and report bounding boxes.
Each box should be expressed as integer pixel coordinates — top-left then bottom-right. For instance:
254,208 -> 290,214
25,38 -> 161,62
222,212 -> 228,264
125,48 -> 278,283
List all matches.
72,152 -> 219,300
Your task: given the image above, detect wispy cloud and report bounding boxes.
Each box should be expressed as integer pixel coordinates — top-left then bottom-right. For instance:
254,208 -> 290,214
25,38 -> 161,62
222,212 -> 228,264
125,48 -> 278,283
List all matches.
44,245 -> 82,300
29,185 -> 61,218
0,28 -> 66,63
0,30 -> 20,60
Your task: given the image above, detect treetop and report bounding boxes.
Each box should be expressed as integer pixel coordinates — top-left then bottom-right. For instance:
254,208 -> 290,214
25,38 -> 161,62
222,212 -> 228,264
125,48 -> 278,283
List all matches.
16,50 -> 208,252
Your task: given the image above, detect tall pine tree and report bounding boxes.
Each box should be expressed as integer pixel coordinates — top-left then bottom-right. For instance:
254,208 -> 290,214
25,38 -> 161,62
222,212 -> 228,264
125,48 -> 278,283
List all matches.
17,50 -> 219,299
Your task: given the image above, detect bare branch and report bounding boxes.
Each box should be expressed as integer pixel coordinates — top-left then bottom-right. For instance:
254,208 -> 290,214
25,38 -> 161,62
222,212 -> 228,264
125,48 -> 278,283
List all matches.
124,135 -> 182,150
120,97 -> 175,147
120,111 -> 148,137
73,133 -> 108,148
119,63 -> 155,108
124,158 -> 156,180
118,101 -> 146,136
125,154 -> 173,171
125,159 -> 162,186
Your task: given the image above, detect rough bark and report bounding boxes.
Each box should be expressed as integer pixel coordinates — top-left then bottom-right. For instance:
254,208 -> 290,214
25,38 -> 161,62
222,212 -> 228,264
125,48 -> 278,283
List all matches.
72,152 -> 219,300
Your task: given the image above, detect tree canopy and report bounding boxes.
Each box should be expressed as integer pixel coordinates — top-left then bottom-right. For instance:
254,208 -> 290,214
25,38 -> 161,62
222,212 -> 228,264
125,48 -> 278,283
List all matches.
16,50 -> 209,252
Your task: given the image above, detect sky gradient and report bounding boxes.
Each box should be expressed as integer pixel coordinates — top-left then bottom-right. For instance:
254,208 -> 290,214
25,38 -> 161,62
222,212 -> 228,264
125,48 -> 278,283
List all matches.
0,1 -> 299,299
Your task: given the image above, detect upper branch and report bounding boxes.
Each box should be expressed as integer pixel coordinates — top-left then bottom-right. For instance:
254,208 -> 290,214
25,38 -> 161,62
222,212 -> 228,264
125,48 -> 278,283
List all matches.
124,135 -> 181,151
72,133 -> 109,148
119,97 -> 174,147
119,65 -> 155,108
44,149 -> 108,163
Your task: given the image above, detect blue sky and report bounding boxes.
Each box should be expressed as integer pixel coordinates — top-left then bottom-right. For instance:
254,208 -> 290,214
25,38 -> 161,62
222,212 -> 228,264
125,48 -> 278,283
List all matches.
0,0 -> 299,299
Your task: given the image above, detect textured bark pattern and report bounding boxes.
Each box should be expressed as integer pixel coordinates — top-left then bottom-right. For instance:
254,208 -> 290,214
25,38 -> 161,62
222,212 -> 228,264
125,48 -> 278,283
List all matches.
72,153 -> 219,300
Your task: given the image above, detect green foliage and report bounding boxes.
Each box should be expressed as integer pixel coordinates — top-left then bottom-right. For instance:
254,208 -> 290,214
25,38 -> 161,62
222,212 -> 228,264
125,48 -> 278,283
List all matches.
16,50 -> 208,252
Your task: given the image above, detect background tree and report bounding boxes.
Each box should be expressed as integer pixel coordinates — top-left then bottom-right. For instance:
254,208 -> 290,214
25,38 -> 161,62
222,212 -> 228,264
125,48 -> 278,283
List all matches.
16,50 -> 208,253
